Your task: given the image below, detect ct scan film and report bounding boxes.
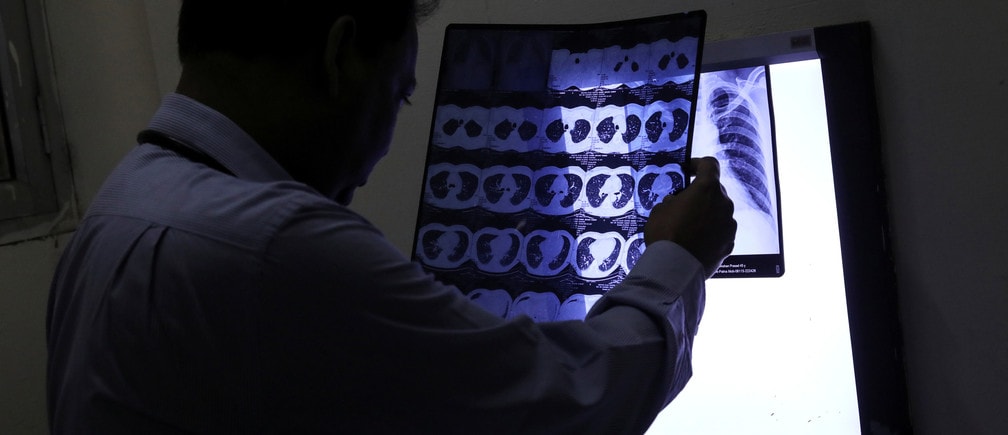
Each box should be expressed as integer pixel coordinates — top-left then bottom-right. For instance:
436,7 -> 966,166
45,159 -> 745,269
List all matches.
414,12 -> 775,322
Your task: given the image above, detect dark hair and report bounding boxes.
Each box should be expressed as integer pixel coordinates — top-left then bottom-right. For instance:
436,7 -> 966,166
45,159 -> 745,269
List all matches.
177,0 -> 439,63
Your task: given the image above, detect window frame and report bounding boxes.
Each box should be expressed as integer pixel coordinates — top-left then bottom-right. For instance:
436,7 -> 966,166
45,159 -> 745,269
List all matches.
0,0 -> 74,246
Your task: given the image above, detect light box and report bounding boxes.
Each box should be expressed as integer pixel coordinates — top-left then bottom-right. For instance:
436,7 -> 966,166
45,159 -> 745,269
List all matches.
648,22 -> 910,434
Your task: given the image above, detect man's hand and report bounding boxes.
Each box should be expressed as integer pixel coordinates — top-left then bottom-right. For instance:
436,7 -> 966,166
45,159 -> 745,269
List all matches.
644,157 -> 737,278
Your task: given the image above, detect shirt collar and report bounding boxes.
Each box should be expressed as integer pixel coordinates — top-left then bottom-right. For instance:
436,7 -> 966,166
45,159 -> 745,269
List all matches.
145,93 -> 293,183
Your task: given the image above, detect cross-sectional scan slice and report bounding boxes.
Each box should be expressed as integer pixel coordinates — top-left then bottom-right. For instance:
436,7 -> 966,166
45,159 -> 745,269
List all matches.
601,43 -> 652,88
555,293 -> 603,321
532,166 -> 586,215
424,163 -> 482,210
472,227 -> 524,273
480,165 -> 533,213
634,163 -> 685,217
549,47 -> 605,90
440,29 -> 496,91
640,98 -> 692,152
466,288 -> 512,318
620,233 -> 647,274
507,291 -> 561,323
575,231 -> 626,279
432,105 -> 490,150
591,104 -> 633,154
416,223 -> 473,270
584,166 -> 636,217
522,229 -> 575,277
649,37 -> 700,84
489,106 -> 542,152
540,106 -> 594,154
494,32 -> 551,92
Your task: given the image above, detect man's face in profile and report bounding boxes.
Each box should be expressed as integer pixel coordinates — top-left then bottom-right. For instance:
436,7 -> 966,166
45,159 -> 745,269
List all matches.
326,23 -> 420,205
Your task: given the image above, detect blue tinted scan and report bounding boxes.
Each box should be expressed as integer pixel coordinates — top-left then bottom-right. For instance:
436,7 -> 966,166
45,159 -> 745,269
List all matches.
415,13 -> 706,321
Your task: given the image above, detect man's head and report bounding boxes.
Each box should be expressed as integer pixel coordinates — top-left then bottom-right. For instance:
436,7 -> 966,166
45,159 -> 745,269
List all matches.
178,1 -> 438,64
175,1 -> 439,204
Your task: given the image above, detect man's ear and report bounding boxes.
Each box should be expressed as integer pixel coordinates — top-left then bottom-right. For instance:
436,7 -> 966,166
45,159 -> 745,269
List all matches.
324,16 -> 357,97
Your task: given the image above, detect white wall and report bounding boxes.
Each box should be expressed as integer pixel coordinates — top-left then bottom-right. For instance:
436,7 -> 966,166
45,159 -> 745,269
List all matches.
1,0 -> 1004,433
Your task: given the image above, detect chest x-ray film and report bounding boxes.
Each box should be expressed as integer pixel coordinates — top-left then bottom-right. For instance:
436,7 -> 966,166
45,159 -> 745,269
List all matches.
695,65 -> 784,278
414,11 -> 778,322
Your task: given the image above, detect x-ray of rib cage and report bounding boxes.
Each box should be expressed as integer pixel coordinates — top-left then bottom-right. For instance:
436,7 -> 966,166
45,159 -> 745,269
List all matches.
693,66 -> 780,255
423,163 -> 684,218
415,223 -> 653,279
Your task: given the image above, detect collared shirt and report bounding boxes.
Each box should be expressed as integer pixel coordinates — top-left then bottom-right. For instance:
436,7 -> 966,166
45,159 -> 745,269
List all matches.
47,93 -> 706,434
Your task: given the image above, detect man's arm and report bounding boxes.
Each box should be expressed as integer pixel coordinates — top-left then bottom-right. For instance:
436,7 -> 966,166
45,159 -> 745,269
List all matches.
258,157 -> 734,433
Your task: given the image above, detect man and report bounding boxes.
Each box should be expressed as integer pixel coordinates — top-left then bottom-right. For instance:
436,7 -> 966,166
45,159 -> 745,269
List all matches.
47,1 -> 736,433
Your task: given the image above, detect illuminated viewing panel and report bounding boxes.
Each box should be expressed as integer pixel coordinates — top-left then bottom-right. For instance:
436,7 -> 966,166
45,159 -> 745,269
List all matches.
648,59 -> 859,435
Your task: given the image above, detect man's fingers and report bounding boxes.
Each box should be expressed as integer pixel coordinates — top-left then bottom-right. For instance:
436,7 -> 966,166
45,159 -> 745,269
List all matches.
688,156 -> 720,180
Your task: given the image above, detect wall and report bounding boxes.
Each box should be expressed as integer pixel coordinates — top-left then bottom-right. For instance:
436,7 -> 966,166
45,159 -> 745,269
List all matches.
864,2 -> 1007,433
0,0 -> 1003,433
